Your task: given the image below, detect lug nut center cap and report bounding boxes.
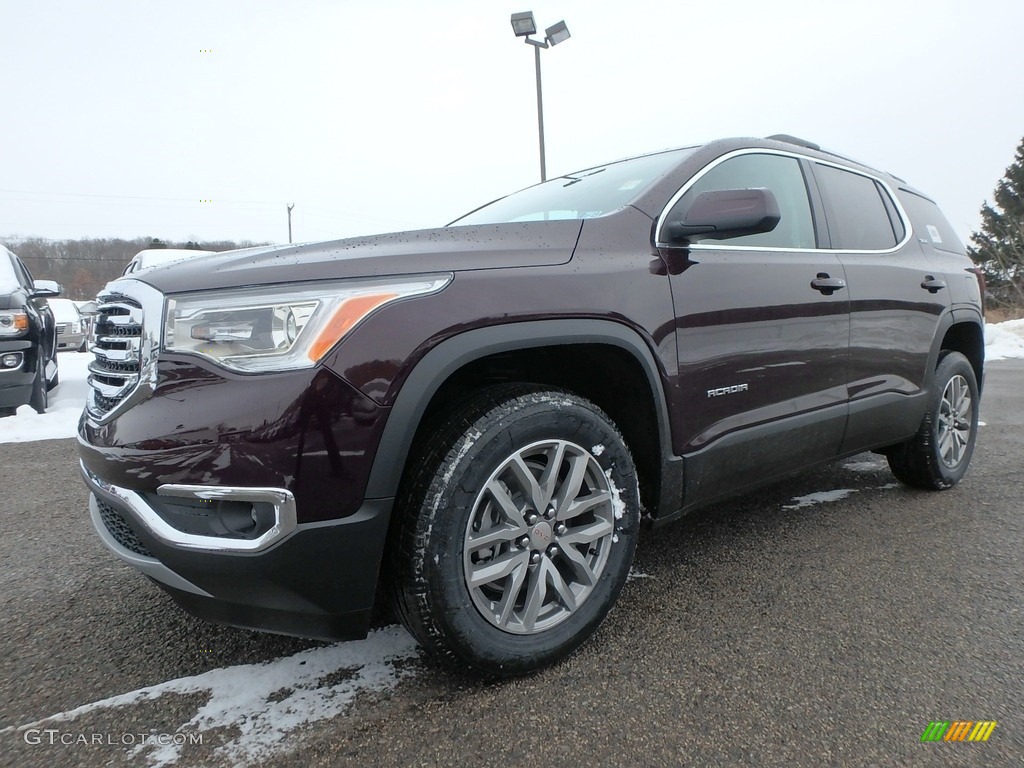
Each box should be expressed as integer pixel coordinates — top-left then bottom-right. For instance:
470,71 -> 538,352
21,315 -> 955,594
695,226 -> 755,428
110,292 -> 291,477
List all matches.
529,521 -> 553,550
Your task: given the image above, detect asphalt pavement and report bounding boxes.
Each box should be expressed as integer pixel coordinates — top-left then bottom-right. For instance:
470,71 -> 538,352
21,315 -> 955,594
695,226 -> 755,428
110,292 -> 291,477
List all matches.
1,362 -> 1022,768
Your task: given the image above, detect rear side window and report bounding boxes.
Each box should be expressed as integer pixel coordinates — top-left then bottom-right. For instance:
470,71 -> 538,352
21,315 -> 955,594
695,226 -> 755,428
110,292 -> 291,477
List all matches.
896,189 -> 966,254
814,163 -> 901,251
668,153 -> 816,249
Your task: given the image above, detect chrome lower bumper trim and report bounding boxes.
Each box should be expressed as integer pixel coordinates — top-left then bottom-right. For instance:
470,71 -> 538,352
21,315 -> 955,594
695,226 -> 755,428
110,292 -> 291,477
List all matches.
80,460 -> 298,553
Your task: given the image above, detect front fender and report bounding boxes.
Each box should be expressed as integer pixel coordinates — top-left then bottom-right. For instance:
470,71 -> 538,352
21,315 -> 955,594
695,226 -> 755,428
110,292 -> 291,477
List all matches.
363,319 -> 678,509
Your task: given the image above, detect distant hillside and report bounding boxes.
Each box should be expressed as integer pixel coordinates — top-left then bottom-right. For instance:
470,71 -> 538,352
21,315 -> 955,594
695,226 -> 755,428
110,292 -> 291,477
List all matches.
0,237 -> 269,299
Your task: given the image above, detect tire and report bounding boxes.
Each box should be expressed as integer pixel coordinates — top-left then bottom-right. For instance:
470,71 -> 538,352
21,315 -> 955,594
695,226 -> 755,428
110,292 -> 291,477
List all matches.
29,356 -> 48,414
887,351 -> 979,489
78,338 -> 88,353
389,385 -> 640,676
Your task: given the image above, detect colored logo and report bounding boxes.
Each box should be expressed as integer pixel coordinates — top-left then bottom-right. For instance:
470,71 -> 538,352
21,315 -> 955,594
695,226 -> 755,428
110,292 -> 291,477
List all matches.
920,721 -> 997,742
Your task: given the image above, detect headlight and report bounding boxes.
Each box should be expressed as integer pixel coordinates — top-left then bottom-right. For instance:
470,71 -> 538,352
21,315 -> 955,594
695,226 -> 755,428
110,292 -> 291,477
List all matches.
0,312 -> 29,337
164,275 -> 451,373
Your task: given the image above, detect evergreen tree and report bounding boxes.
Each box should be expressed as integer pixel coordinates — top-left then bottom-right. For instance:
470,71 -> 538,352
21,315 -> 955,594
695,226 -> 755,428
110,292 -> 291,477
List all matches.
969,136 -> 1024,308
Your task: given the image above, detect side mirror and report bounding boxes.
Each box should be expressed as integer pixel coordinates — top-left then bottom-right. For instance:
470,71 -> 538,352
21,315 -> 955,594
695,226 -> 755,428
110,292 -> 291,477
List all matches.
31,279 -> 62,298
78,300 -> 99,316
666,188 -> 781,242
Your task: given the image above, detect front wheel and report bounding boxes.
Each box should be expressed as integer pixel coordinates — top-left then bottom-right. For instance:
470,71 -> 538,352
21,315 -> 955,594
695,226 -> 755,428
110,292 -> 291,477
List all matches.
29,356 -> 48,414
389,386 -> 640,676
887,351 -> 979,489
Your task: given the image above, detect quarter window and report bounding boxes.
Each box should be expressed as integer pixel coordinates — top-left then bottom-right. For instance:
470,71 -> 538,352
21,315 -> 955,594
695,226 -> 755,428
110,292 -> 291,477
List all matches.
814,163 -> 901,251
666,153 -> 816,249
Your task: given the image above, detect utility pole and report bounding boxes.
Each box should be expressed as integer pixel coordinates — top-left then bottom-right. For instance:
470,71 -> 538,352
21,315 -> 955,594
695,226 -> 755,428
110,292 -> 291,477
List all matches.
533,43 -> 546,182
286,203 -> 295,244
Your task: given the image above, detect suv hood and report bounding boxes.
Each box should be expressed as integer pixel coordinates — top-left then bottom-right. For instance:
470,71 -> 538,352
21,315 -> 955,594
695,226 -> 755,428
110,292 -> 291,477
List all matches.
130,221 -> 583,295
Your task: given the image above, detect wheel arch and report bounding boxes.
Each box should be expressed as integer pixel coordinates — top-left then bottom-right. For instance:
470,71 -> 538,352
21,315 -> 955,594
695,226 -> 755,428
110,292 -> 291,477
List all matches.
933,308 -> 985,393
365,319 -> 680,517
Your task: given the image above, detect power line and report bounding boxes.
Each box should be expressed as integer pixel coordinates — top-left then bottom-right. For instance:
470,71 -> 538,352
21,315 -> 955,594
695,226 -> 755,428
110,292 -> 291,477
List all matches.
0,189 -> 286,206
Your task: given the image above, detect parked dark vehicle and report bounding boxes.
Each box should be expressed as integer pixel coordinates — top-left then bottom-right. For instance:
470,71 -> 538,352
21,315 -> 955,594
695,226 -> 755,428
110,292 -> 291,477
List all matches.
0,245 -> 60,416
78,136 -> 984,675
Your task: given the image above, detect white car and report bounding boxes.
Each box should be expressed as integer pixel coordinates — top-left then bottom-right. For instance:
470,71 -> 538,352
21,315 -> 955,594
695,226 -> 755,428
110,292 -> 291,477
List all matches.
49,298 -> 88,352
122,248 -> 215,275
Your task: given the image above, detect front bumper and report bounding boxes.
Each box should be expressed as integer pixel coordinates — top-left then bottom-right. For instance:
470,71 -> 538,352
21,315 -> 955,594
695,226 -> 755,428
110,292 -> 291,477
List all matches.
0,340 -> 35,407
56,331 -> 86,351
82,461 -> 393,641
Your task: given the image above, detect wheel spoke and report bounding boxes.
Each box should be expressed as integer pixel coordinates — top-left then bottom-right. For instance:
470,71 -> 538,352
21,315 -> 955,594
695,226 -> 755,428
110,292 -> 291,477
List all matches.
554,452 -> 589,511
485,480 -> 527,529
561,544 -> 597,587
469,550 -> 529,588
536,441 -> 566,511
559,490 -> 611,521
507,455 -> 545,511
558,518 -> 613,547
521,560 -> 549,631
546,564 -> 577,612
496,561 -> 528,627
467,524 -> 519,552
937,428 -> 954,461
952,428 -> 968,459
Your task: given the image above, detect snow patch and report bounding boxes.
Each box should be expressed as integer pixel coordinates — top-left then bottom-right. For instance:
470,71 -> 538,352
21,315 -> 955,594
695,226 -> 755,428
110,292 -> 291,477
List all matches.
4,626 -> 420,767
843,460 -> 884,472
626,568 -> 654,582
604,469 -> 627,521
0,353 -> 91,443
985,319 -> 1024,361
783,488 -> 858,510
591,444 -> 605,456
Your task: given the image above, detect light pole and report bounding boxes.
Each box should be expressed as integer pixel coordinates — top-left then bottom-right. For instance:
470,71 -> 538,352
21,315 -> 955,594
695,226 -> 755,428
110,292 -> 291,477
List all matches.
510,12 -> 571,182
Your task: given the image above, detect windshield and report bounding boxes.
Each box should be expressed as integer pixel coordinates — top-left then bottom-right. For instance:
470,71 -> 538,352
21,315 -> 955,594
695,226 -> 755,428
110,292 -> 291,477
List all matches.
49,298 -> 81,322
450,148 -> 695,226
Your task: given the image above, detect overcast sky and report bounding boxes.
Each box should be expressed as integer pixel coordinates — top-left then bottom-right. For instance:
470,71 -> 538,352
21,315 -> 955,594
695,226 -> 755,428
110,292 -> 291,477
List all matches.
1,0 -> 1021,247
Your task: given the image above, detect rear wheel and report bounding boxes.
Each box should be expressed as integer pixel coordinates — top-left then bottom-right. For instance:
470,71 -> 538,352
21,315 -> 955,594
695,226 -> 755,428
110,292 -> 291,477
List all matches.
887,351 -> 979,489
389,386 -> 640,676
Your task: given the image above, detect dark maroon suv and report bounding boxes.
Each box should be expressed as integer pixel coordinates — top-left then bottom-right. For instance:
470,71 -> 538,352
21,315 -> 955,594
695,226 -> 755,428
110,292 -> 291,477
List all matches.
79,136 -> 984,675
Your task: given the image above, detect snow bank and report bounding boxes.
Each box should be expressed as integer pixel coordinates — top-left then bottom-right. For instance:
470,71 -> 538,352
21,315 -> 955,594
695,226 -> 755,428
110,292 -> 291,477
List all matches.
986,318 -> 1024,361
0,353 -> 90,442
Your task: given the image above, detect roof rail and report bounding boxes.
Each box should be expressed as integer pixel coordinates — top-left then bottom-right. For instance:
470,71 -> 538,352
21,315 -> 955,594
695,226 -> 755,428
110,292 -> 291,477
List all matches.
765,134 -> 821,151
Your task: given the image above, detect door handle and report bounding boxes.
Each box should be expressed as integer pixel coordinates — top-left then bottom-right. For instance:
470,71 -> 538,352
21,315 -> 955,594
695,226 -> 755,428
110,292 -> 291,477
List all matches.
921,276 -> 947,293
810,273 -> 846,295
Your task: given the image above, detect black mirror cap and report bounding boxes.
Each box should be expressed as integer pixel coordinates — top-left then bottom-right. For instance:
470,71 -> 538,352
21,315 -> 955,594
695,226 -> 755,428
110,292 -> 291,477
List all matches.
667,188 -> 781,243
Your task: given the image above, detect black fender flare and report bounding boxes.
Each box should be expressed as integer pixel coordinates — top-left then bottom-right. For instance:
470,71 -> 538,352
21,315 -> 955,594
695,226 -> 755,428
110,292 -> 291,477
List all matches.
364,319 -> 679,510
925,307 -> 985,393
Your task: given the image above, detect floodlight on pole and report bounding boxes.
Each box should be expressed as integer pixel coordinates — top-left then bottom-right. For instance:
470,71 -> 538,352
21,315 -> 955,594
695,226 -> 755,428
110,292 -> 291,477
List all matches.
509,11 -> 570,182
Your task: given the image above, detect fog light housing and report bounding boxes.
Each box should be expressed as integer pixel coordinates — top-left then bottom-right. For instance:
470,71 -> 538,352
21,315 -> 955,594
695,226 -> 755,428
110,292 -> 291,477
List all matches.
0,352 -> 23,369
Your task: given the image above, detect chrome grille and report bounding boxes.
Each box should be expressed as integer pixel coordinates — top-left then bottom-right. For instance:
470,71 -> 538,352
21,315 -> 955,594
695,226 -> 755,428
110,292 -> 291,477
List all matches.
56,322 -> 70,335
88,297 -> 144,416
